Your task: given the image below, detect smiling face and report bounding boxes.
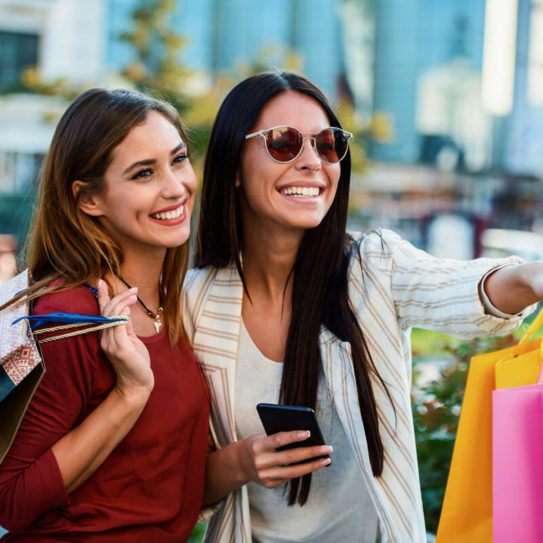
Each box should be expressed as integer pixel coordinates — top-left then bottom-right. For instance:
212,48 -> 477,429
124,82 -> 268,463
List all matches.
77,110 -> 197,259
238,91 -> 341,237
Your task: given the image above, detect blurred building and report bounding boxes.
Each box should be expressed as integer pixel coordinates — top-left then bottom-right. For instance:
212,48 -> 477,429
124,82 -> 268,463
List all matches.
2,0 -> 543,257
0,0 -> 347,199
0,0 -> 108,198
107,0 -> 345,99
343,0 -> 543,257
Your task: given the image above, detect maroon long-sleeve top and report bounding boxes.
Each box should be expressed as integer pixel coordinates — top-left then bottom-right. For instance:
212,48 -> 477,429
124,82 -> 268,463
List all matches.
0,285 -> 209,542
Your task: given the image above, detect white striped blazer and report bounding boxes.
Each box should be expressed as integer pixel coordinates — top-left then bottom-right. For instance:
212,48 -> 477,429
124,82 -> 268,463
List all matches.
182,229 -> 531,543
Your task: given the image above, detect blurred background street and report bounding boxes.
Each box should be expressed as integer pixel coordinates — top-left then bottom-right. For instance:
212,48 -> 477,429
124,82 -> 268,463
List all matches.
1,0 -> 542,539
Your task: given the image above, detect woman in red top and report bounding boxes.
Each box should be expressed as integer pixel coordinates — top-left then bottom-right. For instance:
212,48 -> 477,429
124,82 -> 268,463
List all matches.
0,89 -> 209,541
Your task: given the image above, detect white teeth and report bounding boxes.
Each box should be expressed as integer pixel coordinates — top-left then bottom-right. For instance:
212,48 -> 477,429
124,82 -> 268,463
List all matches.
151,205 -> 184,220
280,186 -> 320,197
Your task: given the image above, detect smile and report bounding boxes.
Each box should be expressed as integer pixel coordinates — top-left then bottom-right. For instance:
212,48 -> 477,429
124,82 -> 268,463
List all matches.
150,205 -> 184,220
279,186 -> 321,198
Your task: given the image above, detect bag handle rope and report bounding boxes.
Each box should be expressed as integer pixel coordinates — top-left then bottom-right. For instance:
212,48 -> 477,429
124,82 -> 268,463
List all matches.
32,316 -> 128,344
517,306 -> 543,383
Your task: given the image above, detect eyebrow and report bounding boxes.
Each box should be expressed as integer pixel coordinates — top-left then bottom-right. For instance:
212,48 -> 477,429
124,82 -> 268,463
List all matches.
122,141 -> 187,176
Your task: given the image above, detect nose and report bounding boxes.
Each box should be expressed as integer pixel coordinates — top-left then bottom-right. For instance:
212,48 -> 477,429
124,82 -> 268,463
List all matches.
295,134 -> 321,171
162,166 -> 188,199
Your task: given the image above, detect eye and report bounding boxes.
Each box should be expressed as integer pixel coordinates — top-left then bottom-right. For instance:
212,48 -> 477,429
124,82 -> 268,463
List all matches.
131,168 -> 153,180
173,152 -> 189,165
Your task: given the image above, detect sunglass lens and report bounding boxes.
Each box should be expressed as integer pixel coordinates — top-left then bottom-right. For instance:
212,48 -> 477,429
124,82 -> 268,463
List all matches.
316,128 -> 349,164
266,127 -> 303,162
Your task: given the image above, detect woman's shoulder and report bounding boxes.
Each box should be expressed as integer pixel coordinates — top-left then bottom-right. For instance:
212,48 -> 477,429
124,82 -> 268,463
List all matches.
33,283 -> 99,317
348,228 -> 403,257
183,266 -> 224,294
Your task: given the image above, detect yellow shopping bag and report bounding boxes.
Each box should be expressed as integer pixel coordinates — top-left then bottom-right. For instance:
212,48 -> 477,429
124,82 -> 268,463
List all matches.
436,309 -> 543,543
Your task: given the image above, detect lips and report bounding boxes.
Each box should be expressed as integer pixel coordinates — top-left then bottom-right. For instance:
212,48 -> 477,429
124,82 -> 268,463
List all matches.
150,205 -> 184,220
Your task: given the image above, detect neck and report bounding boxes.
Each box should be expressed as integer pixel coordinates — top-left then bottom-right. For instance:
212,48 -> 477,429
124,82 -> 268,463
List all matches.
112,251 -> 165,310
242,224 -> 303,299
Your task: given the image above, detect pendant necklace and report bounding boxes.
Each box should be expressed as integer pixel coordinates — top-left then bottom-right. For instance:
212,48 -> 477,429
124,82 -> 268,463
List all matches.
116,276 -> 164,334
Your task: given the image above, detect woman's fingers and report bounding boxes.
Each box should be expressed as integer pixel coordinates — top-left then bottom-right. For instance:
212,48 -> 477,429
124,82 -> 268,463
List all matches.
256,443 -> 332,471
258,456 -> 332,488
97,279 -> 110,309
260,430 -> 312,451
245,430 -> 333,487
95,279 -> 153,395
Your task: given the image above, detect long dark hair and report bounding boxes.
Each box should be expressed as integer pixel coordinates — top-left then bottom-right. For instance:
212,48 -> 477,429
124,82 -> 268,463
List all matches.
1,88 -> 190,345
196,71 -> 388,505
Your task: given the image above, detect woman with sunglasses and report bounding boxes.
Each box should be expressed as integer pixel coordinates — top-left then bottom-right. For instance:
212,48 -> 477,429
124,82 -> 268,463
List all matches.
0,89 -> 209,541
183,70 -> 543,543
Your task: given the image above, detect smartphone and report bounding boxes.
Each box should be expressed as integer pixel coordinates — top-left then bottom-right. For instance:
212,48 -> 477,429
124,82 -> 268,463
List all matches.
256,403 -> 331,465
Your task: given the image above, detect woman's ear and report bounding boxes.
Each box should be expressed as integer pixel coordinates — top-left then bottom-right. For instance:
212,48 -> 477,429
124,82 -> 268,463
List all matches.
72,180 -> 104,217
235,175 -> 241,188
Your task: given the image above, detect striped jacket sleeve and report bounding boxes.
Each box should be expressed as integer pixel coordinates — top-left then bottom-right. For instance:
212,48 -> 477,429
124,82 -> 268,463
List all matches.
356,229 -> 535,338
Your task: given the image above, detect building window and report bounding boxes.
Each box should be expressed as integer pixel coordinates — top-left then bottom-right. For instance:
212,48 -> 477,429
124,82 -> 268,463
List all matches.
0,31 -> 39,93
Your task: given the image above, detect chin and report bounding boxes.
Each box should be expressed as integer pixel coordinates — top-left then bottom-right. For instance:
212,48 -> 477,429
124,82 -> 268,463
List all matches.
285,214 -> 327,231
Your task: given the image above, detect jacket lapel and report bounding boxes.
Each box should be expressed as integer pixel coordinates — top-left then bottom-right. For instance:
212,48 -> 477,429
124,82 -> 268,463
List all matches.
192,265 -> 243,448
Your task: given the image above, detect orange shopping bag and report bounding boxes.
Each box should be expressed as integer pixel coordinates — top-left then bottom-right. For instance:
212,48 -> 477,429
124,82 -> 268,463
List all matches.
436,309 -> 543,543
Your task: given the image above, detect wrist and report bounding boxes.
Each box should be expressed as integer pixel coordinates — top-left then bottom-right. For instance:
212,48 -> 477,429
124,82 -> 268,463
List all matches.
232,437 -> 255,485
113,381 -> 153,408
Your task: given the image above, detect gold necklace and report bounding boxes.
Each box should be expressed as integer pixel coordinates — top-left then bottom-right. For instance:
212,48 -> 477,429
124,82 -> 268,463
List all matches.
116,276 -> 163,334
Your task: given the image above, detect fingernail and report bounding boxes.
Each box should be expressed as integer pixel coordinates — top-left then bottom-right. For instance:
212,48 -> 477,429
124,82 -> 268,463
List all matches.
321,446 -> 333,454
321,458 -> 331,466
98,279 -> 104,288
298,430 -> 310,439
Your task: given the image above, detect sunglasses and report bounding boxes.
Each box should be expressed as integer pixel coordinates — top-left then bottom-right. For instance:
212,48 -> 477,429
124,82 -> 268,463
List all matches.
245,125 -> 353,164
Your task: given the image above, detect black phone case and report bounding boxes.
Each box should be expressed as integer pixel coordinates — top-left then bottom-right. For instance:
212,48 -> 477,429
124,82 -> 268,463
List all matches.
256,403 -> 330,464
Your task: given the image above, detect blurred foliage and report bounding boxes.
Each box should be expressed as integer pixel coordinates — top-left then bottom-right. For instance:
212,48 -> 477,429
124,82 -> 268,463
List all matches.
17,0 -> 391,183
118,0 -> 387,176
411,332 -> 518,532
188,521 -> 206,542
21,68 -> 81,102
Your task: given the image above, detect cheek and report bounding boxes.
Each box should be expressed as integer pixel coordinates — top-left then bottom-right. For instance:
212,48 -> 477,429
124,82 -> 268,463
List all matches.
326,168 -> 341,197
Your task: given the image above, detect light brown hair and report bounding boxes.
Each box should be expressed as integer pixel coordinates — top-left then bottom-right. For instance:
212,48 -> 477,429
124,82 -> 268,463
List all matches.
2,88 -> 190,345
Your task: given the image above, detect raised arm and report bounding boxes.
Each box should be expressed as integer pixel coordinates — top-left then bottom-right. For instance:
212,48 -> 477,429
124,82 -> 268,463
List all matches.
50,281 -> 153,493
0,282 -> 153,530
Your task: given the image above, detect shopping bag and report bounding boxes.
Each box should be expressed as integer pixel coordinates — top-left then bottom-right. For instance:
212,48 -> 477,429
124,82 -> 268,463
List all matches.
436,309 -> 543,543
0,272 -> 128,463
494,311 -> 543,389
0,270 -> 44,464
492,357 -> 543,543
0,270 -> 43,402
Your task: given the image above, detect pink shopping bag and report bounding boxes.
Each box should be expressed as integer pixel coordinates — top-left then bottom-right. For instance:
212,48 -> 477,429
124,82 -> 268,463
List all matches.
493,374 -> 543,542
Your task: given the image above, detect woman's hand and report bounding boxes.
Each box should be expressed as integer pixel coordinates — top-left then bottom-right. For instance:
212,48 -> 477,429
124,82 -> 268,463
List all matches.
97,279 -> 154,397
237,431 -> 332,488
203,430 -> 332,505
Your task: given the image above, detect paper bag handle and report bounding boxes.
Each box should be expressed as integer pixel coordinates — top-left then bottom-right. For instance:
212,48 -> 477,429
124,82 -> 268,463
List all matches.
519,306 -> 543,345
